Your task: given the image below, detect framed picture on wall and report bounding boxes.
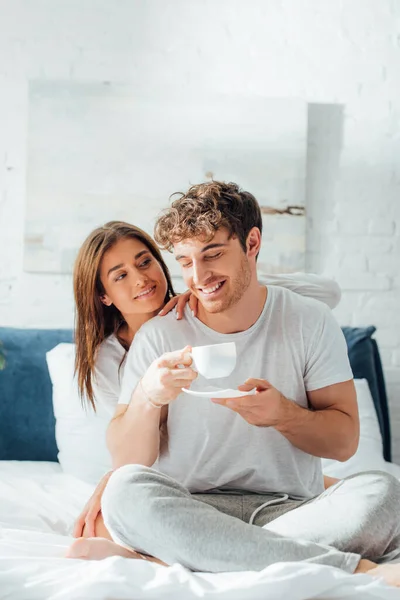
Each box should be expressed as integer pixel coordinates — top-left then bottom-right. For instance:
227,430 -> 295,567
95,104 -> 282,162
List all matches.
25,82 -> 307,286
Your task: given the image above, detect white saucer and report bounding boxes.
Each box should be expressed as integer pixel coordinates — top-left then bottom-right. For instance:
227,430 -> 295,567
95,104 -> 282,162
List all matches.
182,387 -> 256,399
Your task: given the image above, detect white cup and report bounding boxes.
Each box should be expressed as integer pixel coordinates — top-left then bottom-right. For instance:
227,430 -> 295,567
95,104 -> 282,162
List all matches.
191,342 -> 236,379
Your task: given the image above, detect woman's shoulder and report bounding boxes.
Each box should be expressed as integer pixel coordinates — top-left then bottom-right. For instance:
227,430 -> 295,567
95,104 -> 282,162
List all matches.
96,333 -> 126,372
92,334 -> 126,410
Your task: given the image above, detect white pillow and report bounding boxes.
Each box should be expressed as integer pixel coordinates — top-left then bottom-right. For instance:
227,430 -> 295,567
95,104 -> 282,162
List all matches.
321,378 -> 385,478
46,343 -> 112,484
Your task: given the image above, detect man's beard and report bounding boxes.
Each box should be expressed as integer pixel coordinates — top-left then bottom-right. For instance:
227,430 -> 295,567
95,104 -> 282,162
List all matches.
204,253 -> 252,314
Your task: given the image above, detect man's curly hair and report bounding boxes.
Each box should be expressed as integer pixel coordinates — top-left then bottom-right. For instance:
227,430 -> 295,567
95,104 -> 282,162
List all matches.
154,181 -> 263,254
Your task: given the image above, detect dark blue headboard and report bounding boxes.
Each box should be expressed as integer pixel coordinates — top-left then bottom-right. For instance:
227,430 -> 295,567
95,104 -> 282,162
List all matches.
341,326 -> 391,462
0,328 -> 73,461
0,325 -> 392,462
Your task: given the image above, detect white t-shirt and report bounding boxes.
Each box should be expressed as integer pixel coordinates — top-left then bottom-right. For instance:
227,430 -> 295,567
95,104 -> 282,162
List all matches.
92,334 -> 126,416
118,285 -> 353,498
92,272 -> 341,414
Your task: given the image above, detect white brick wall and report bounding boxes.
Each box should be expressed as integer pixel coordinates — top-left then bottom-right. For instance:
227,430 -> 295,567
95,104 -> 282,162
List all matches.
0,0 -> 399,459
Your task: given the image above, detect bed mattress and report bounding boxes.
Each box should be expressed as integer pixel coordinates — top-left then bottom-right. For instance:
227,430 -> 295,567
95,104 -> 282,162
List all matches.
1,461 -> 399,599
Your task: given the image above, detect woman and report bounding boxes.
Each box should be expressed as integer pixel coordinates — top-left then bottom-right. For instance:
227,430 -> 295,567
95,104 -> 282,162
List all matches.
71,220 -> 340,544
72,220 -> 193,539
73,220 -> 193,415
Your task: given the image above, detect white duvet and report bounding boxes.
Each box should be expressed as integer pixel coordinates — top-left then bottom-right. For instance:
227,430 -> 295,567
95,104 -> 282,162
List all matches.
1,461 -> 400,600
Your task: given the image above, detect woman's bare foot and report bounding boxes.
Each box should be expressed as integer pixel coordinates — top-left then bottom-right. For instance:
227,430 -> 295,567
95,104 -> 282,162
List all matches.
66,537 -> 166,565
356,558 -> 400,587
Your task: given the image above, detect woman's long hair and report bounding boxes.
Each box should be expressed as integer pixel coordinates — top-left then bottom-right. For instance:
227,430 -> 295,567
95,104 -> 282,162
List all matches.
73,221 -> 175,410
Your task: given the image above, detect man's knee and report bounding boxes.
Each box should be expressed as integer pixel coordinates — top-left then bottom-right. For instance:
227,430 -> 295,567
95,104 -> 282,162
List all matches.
107,463 -> 155,490
101,464 -> 160,518
374,471 -> 400,507
352,470 -> 400,511
99,464 -> 164,552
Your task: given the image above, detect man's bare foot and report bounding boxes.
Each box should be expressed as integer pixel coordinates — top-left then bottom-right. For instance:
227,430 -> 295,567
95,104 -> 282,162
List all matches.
365,564 -> 400,588
356,558 -> 400,588
66,537 -> 165,566
66,537 -> 138,560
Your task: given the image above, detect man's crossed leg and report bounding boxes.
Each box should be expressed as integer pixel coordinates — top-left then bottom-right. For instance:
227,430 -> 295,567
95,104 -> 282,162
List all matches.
69,464 -> 400,587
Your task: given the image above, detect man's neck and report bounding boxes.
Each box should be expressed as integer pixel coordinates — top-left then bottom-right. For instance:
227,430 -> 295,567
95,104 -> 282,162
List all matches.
197,280 -> 268,334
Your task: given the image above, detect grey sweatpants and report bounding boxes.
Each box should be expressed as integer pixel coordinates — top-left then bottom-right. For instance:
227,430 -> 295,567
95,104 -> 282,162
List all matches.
101,465 -> 400,573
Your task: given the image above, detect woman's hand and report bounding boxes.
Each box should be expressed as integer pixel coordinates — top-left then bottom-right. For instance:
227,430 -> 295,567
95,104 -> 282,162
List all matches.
323,475 -> 340,489
73,470 -> 114,538
140,346 -> 197,406
158,290 -> 199,320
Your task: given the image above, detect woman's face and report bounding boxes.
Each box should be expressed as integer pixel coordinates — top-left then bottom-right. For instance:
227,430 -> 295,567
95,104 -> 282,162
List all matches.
99,237 -> 168,318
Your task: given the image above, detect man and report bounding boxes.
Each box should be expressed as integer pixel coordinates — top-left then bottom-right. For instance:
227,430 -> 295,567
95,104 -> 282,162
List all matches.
70,181 -> 400,587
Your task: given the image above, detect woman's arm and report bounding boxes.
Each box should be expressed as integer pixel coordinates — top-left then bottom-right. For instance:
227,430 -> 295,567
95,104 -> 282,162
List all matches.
260,273 -> 341,309
107,394 -> 167,469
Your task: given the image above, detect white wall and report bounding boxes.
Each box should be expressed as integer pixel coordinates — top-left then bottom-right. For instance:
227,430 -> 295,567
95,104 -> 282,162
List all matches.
0,0 -> 399,457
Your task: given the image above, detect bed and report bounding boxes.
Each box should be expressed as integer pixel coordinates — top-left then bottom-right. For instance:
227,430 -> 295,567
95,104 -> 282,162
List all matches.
0,326 -> 399,599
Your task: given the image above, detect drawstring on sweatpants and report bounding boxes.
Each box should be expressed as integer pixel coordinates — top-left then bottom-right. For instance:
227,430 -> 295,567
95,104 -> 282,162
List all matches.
248,494 -> 289,525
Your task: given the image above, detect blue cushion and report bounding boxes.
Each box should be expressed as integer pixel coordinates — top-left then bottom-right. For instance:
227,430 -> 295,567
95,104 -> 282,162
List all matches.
0,327 -> 73,461
341,326 -> 391,462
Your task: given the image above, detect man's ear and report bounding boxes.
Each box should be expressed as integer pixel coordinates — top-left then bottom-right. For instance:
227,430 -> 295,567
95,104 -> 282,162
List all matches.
100,294 -> 112,307
246,227 -> 262,259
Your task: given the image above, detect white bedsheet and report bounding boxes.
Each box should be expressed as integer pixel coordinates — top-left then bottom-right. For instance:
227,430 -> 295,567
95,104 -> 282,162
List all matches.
1,461 -> 399,600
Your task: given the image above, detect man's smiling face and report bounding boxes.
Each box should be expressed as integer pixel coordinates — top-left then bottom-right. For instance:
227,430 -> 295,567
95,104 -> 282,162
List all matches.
174,227 -> 252,314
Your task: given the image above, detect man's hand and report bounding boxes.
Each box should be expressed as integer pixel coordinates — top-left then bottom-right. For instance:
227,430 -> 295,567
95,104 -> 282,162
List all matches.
214,378 -> 359,461
140,346 -> 197,406
211,378 -> 290,427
